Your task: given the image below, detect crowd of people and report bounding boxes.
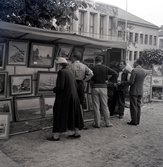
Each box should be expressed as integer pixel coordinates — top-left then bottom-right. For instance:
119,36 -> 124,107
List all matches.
47,52 -> 147,141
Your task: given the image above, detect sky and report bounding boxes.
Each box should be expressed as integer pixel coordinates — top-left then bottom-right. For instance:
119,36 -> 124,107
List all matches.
95,0 -> 163,27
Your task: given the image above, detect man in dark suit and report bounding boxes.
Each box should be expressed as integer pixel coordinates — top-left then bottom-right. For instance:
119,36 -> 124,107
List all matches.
127,59 -> 147,125
109,60 -> 130,119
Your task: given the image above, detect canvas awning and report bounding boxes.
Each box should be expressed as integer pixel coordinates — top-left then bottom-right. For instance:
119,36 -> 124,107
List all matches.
0,21 -> 127,49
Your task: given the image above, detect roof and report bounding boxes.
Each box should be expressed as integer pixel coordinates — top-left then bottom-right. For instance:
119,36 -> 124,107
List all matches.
0,21 -> 127,49
95,2 -> 159,29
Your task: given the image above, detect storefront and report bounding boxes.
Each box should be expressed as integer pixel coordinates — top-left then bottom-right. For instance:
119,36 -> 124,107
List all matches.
0,21 -> 127,136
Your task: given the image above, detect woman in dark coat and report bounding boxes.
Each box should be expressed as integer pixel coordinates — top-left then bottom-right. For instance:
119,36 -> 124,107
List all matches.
47,57 -> 83,141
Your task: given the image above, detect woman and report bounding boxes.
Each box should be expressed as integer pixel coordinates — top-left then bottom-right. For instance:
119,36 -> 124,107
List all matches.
47,57 -> 83,141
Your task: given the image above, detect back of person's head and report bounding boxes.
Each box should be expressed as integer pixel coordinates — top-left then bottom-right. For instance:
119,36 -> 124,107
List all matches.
136,59 -> 143,65
95,56 -> 103,63
71,51 -> 82,60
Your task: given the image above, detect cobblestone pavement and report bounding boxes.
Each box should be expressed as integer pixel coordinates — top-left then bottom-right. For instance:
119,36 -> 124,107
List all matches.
0,102 -> 163,167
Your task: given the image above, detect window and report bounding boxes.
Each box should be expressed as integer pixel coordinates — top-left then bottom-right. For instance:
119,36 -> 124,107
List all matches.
90,13 -> 95,37
149,35 -> 152,45
129,32 -> 133,42
135,33 -> 138,43
140,34 -> 143,44
154,36 -> 157,45
134,51 -> 137,60
145,34 -> 148,44
100,15 -> 104,39
78,11 -> 84,35
129,51 -> 132,61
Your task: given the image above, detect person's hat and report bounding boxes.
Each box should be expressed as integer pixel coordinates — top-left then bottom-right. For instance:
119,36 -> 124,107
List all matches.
55,57 -> 68,64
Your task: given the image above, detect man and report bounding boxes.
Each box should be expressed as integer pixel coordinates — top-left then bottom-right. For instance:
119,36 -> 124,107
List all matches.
91,56 -> 118,128
127,59 -> 147,125
69,51 -> 93,109
109,60 -> 131,119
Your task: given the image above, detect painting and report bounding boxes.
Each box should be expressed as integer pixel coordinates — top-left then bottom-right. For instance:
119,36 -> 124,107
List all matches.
150,87 -> 163,101
143,75 -> 151,103
43,96 -> 55,117
28,43 -> 55,68
82,94 -> 89,112
87,94 -> 93,111
0,113 -> 10,140
0,98 -> 14,122
0,71 -> 8,99
0,43 -> 6,70
36,71 -> 57,95
151,76 -> 163,86
152,65 -> 163,76
56,44 -> 73,59
7,40 -> 29,65
10,74 -> 32,96
14,96 -> 45,121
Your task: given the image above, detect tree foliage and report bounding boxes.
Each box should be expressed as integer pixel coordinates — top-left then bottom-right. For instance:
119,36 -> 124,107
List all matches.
0,0 -> 88,29
138,49 -> 163,69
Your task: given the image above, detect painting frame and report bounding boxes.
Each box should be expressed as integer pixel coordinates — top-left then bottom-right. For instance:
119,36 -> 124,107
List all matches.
36,71 -> 57,95
0,43 -> 6,70
7,40 -> 29,66
56,44 -> 73,59
150,86 -> 163,101
10,74 -> 33,96
152,65 -> 163,76
43,95 -> 55,117
0,71 -> 8,99
151,76 -> 163,86
0,98 -> 14,122
14,95 -> 45,122
0,112 -> 10,140
28,43 -> 55,68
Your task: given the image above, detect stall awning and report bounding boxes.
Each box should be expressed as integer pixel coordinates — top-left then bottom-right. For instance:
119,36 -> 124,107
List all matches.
0,21 -> 127,49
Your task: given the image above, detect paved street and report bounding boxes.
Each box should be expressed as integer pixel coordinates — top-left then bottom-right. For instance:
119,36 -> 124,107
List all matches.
0,101 -> 163,167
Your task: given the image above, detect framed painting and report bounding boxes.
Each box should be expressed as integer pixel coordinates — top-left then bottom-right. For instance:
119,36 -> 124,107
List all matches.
36,71 -> 57,95
0,98 -> 14,122
152,65 -> 163,76
14,95 -> 45,121
150,86 -> 163,101
151,76 -> 163,86
0,71 -> 8,99
87,94 -> 93,111
28,43 -> 55,68
43,95 -> 55,117
82,93 -> 89,112
56,44 -> 73,59
0,112 -> 10,140
7,40 -> 29,65
0,43 -> 6,70
10,74 -> 33,96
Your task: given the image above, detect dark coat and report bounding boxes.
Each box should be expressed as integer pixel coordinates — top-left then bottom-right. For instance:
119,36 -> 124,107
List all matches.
53,67 -> 83,133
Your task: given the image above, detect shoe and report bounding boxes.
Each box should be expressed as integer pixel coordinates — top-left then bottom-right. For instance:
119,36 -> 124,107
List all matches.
47,137 -> 60,141
127,122 -> 137,126
119,115 -> 123,119
106,124 -> 113,127
93,125 -> 100,128
68,134 -> 81,138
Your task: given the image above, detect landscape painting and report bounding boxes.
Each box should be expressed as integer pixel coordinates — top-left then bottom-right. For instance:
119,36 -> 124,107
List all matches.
0,113 -> 10,139
36,71 -> 57,95
10,74 -> 32,96
0,43 -> 6,70
56,44 -> 73,59
0,98 -> 13,122
150,87 -> 163,101
29,43 -> 55,68
44,96 -> 55,117
8,40 -> 29,65
14,96 -> 45,121
152,65 -> 163,76
151,76 -> 163,86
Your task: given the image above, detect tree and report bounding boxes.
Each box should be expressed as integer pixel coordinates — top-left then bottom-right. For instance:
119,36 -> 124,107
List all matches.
0,0 -> 89,30
138,49 -> 163,69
